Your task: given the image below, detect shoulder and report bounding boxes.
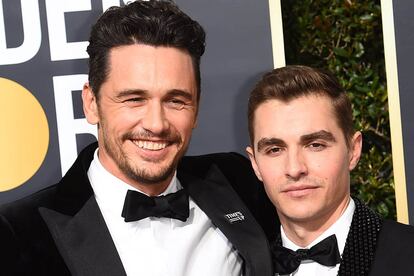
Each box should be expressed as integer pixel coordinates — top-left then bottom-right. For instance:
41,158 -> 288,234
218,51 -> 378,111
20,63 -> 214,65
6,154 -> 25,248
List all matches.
179,152 -> 279,239
0,141 -> 98,222
180,152 -> 251,173
0,185 -> 59,260
0,184 -> 58,226
371,219 -> 414,273
380,218 -> 414,240
179,152 -> 258,187
179,152 -> 259,194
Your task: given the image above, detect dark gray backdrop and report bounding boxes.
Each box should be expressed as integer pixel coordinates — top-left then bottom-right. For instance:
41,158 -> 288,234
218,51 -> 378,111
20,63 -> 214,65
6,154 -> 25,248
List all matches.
0,0 -> 274,204
392,1 -> 414,223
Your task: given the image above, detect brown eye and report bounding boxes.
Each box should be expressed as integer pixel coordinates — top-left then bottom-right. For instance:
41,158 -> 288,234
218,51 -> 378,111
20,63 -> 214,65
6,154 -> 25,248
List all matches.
166,99 -> 186,110
308,143 -> 326,151
266,147 -> 283,156
125,97 -> 145,103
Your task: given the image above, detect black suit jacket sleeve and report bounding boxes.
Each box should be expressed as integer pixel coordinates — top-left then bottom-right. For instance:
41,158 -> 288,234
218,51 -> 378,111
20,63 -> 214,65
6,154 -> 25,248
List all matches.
369,219 -> 414,275
0,187 -> 71,276
0,214 -> 19,275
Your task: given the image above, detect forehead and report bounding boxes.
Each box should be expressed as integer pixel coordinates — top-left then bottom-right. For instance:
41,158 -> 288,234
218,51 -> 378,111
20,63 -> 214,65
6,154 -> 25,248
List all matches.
253,95 -> 341,141
105,44 -> 196,93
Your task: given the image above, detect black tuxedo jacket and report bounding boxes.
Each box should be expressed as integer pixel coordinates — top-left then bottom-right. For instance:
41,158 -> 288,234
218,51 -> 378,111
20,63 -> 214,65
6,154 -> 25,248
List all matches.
339,198 -> 414,276
0,143 -> 278,276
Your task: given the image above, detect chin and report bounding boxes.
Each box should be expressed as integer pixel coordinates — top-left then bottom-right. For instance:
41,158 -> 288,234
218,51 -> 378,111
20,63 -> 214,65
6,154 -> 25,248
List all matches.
280,207 -> 317,222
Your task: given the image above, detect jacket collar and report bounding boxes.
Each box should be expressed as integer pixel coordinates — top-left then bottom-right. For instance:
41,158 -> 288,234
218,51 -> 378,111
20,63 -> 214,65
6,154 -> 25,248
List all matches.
39,198 -> 126,276
337,197 -> 382,276
39,142 -> 127,276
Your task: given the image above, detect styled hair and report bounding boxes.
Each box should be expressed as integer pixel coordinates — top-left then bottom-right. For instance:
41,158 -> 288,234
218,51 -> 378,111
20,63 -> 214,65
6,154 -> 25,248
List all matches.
86,0 -> 206,100
248,65 -> 354,146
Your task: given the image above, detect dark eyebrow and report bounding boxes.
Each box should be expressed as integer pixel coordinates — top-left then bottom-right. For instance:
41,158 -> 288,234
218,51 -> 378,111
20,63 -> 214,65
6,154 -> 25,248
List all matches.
165,89 -> 194,101
300,130 -> 336,144
115,89 -> 147,99
256,130 -> 336,152
256,137 -> 287,153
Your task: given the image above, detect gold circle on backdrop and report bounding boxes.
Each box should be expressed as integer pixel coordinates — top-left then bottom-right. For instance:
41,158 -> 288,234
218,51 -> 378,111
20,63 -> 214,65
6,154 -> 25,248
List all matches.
0,78 -> 49,191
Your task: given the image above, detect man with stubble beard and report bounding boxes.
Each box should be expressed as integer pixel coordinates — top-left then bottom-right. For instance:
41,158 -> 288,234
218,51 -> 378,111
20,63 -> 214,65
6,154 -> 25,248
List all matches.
0,1 -> 277,275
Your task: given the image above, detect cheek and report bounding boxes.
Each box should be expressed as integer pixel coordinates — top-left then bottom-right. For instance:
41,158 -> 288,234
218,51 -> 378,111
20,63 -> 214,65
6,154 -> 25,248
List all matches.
256,159 -> 283,191
309,150 -> 347,174
311,155 -> 349,187
102,107 -> 136,126
169,112 -> 196,133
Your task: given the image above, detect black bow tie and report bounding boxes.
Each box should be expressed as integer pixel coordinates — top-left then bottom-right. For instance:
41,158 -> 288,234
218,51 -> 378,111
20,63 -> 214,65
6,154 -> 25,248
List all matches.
121,189 -> 190,222
272,234 -> 341,274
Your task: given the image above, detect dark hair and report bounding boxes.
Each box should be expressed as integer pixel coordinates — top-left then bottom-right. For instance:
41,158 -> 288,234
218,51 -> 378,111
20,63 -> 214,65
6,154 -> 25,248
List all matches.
248,65 -> 354,146
87,0 -> 206,100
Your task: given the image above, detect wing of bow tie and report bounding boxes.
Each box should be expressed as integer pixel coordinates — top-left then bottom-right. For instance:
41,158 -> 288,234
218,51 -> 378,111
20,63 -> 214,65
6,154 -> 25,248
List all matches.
271,234 -> 341,274
121,189 -> 190,222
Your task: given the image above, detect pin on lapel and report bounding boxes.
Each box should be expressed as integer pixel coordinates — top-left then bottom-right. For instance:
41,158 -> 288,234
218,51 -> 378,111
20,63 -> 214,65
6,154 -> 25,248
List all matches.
224,211 -> 245,223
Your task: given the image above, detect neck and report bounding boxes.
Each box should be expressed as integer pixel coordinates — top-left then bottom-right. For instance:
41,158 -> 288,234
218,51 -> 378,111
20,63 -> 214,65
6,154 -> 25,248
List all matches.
128,177 -> 174,196
279,196 -> 350,247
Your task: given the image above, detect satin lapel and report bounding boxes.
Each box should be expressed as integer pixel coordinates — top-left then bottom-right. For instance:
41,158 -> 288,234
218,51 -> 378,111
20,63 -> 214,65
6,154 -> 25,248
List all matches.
178,164 -> 273,276
337,198 -> 382,276
39,196 -> 126,276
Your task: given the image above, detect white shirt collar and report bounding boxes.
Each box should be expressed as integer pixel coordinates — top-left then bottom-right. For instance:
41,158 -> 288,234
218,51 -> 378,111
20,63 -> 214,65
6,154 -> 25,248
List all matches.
281,198 -> 355,255
88,148 -> 181,217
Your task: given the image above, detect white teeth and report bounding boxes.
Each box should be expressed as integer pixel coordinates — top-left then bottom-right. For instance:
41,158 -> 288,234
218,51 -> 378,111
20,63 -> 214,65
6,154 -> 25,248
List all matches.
134,140 -> 167,150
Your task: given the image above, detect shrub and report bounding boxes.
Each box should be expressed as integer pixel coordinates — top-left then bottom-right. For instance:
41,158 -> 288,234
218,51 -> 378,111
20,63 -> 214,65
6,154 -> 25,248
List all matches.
281,0 -> 395,219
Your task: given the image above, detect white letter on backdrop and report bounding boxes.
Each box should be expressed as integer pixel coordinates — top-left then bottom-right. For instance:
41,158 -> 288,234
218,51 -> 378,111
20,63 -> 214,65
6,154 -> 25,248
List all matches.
101,0 -> 128,11
45,0 -> 91,61
0,0 -> 41,65
53,74 -> 97,175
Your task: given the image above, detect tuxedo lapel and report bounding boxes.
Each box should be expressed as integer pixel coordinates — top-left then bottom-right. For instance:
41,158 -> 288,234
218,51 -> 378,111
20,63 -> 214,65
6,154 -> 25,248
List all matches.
337,198 -> 382,276
37,143 -> 126,276
178,164 -> 273,276
39,198 -> 126,276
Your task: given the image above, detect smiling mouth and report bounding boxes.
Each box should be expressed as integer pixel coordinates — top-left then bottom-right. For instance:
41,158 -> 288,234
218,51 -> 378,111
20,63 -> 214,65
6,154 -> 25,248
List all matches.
132,140 -> 168,151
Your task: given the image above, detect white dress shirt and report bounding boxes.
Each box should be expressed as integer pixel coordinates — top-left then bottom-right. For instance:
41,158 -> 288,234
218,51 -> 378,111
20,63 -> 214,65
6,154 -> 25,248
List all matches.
279,198 -> 355,276
88,149 -> 243,276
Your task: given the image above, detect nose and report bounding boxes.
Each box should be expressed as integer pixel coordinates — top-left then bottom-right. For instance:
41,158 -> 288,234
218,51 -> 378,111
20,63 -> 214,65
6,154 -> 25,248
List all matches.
141,101 -> 169,135
285,149 -> 307,180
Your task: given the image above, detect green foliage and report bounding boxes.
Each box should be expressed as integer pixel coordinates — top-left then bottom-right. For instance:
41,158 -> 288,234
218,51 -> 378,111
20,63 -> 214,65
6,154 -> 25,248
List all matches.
281,0 -> 395,219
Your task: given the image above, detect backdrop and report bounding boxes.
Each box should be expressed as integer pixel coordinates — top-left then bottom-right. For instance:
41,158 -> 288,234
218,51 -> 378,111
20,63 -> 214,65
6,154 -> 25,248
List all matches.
0,0 -> 282,204
1,0 -> 412,225
381,0 -> 414,224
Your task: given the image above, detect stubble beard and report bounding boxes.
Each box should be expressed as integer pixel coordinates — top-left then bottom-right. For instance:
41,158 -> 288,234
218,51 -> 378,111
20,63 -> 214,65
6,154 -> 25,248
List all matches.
100,125 -> 187,186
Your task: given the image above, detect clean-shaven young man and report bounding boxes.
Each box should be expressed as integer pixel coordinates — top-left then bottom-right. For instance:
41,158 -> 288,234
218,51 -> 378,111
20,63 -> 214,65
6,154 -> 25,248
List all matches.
247,65 -> 414,276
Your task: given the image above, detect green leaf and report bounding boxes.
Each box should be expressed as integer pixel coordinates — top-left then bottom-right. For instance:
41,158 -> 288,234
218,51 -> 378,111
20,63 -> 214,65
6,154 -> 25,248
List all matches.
333,47 -> 349,57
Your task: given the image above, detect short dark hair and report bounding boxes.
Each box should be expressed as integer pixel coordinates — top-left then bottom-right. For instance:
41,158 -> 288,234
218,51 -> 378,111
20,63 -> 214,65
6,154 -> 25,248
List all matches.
248,65 -> 354,146
87,0 -> 206,100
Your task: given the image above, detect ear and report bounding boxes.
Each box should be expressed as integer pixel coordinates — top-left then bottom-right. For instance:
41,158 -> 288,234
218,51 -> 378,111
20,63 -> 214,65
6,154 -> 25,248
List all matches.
82,82 -> 99,125
246,146 -> 263,181
349,131 -> 362,170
